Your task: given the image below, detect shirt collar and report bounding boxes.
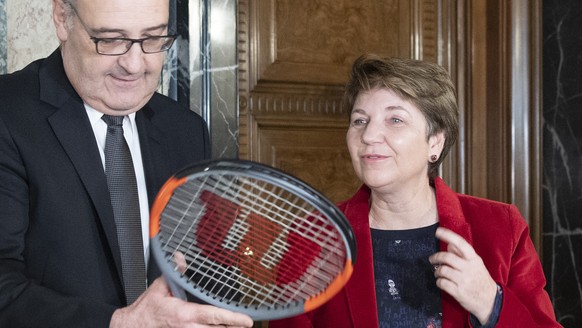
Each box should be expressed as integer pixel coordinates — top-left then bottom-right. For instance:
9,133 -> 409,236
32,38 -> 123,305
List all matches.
84,104 -> 137,133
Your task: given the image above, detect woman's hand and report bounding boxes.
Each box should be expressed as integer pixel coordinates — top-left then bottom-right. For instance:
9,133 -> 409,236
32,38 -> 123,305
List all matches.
429,227 -> 498,325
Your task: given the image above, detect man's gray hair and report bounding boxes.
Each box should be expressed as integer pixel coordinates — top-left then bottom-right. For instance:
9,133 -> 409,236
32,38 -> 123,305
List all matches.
60,0 -> 77,30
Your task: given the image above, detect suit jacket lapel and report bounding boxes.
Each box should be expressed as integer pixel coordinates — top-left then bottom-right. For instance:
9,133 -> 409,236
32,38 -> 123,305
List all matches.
434,178 -> 472,244
135,106 -> 165,208
41,50 -> 124,283
341,186 -> 380,327
435,177 -> 472,327
135,106 -> 165,282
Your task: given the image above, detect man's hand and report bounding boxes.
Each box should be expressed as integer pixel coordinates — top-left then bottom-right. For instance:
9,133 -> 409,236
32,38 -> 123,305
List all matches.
109,277 -> 254,328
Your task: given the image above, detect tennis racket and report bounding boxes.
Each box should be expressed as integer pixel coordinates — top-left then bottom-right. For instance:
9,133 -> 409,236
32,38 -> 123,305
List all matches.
149,159 -> 356,321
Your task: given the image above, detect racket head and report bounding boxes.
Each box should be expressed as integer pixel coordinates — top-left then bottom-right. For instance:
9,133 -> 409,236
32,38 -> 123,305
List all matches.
150,159 -> 356,321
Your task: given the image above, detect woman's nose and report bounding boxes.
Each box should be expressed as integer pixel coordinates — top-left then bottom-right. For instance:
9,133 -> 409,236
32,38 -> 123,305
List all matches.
360,121 -> 384,144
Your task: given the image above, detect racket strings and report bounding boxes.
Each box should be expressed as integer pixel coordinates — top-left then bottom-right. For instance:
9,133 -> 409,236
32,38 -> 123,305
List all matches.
158,172 -> 348,309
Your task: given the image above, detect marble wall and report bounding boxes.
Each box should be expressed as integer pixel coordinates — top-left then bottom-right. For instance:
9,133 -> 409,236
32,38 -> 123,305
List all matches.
543,0 -> 582,327
179,0 -> 238,159
5,0 -> 58,72
0,0 -> 6,73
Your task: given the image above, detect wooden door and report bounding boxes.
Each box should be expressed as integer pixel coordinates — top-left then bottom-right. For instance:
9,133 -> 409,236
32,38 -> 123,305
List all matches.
237,0 -> 542,249
237,0 -> 449,203
237,0 -> 542,326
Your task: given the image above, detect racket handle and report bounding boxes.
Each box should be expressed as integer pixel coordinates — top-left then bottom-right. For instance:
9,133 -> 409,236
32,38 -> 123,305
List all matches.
165,274 -> 187,300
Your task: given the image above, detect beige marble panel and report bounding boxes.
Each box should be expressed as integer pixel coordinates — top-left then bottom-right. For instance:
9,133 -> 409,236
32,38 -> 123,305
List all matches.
7,0 -> 58,73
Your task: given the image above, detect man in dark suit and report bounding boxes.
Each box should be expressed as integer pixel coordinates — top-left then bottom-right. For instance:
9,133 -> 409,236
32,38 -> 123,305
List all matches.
0,0 -> 253,327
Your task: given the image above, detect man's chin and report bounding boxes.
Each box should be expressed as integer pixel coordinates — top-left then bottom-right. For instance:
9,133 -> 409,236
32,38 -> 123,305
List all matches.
104,95 -> 151,113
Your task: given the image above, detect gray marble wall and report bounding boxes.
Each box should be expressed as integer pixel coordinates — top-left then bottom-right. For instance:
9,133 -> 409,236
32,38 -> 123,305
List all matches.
543,0 -> 582,327
4,0 -> 58,72
0,0 -> 7,74
177,0 -> 238,159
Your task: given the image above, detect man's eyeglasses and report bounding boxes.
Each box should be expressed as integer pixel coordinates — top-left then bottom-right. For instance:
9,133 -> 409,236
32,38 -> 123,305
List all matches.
70,4 -> 177,56
89,35 -> 177,56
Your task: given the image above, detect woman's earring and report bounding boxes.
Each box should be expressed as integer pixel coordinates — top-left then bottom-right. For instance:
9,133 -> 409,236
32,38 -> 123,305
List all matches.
430,154 -> 438,163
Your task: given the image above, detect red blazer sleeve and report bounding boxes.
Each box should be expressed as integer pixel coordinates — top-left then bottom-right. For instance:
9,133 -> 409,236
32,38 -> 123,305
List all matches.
494,205 -> 560,327
439,175 -> 560,328
269,314 -> 314,328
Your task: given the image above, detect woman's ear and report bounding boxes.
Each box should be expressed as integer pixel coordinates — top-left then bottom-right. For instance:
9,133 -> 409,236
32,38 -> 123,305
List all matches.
428,131 -> 445,159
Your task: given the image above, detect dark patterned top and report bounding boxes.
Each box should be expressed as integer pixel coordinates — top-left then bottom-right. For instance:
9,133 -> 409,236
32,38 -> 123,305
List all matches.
372,223 -> 442,328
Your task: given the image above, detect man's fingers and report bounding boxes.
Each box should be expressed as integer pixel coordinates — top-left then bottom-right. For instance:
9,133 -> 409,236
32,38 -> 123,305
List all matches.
183,303 -> 254,327
173,251 -> 187,273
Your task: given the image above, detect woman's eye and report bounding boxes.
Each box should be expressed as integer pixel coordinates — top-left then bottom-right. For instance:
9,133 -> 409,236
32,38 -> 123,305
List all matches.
391,117 -> 403,124
352,118 -> 367,126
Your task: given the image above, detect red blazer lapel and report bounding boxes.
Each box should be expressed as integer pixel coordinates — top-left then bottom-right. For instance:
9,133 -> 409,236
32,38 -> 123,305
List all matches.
434,178 -> 472,244
340,186 -> 380,327
434,177 -> 472,327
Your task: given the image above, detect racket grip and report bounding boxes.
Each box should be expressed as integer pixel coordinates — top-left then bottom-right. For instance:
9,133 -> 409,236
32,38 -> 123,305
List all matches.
165,274 -> 187,300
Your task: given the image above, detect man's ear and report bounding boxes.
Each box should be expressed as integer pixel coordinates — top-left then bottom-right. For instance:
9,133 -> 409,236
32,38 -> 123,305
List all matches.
52,0 -> 70,43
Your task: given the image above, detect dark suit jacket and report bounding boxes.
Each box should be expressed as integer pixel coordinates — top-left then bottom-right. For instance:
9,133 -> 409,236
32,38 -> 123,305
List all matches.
0,49 -> 211,327
270,178 -> 560,328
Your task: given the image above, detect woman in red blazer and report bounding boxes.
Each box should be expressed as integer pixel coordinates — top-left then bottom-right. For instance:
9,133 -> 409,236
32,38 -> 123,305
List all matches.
270,55 -> 560,327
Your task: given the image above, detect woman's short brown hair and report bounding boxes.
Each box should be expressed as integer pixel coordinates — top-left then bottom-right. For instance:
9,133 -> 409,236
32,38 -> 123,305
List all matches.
343,54 -> 459,180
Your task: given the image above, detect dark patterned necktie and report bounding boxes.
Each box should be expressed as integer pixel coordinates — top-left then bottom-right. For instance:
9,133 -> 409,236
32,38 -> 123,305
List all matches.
102,114 -> 146,304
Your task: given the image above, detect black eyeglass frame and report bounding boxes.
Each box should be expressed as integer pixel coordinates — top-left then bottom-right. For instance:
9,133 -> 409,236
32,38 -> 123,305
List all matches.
88,35 -> 178,56
69,3 -> 177,56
